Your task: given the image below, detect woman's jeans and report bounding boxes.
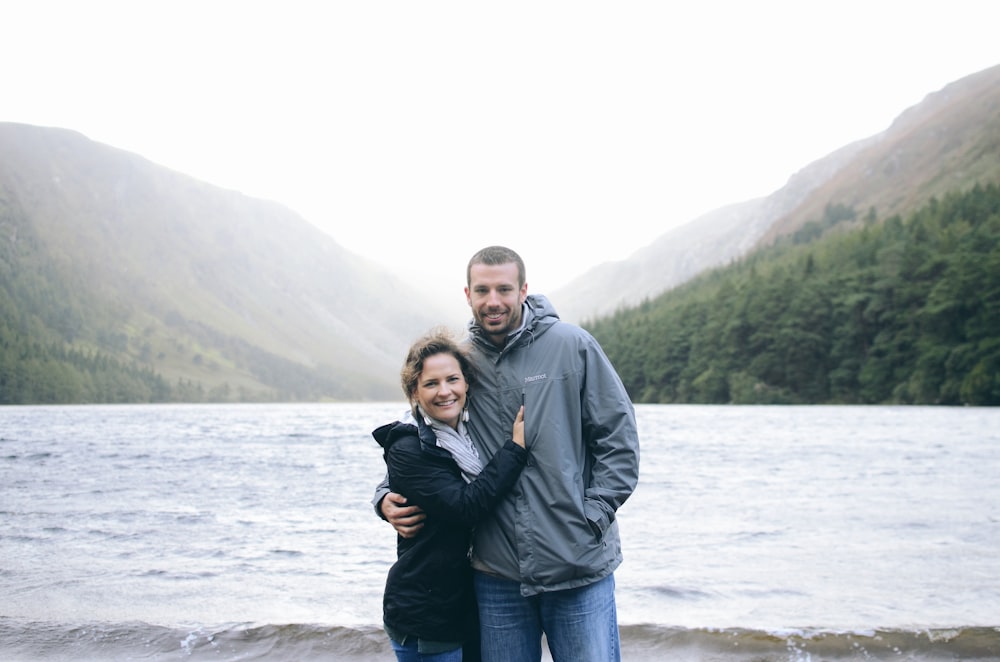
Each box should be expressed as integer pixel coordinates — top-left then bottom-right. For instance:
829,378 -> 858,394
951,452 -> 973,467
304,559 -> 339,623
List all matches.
388,637 -> 463,662
473,571 -> 621,662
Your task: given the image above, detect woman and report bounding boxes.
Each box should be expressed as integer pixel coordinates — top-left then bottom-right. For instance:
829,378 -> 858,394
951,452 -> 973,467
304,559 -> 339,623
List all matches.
372,327 -> 526,662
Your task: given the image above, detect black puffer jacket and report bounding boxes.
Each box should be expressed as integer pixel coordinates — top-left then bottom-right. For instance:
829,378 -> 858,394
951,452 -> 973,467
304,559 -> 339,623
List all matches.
372,415 -> 527,645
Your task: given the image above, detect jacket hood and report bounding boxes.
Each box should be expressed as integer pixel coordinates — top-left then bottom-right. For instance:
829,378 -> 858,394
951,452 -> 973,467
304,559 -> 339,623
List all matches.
372,410 -> 434,452
468,293 -> 560,354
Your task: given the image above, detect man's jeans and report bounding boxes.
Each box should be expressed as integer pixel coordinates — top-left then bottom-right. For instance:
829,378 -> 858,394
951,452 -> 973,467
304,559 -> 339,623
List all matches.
473,571 -> 621,662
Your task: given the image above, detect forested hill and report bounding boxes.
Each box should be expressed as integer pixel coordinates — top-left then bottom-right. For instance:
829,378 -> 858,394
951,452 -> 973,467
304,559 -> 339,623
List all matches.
587,184 -> 1000,406
0,123 -> 444,404
554,63 -> 1000,323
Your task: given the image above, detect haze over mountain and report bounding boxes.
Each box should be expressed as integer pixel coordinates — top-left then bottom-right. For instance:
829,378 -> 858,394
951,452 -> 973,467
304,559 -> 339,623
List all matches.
2,63 -> 997,403
1,124 -> 450,400
551,63 -> 1000,323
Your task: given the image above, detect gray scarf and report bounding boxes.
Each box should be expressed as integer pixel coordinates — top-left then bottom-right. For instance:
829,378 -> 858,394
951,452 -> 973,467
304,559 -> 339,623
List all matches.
406,407 -> 483,483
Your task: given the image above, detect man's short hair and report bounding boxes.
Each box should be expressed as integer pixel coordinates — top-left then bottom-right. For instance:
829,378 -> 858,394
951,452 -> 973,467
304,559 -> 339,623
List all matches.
467,246 -> 526,287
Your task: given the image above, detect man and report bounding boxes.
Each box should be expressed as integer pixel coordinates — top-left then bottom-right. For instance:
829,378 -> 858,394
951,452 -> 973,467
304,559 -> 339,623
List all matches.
375,245 -> 639,661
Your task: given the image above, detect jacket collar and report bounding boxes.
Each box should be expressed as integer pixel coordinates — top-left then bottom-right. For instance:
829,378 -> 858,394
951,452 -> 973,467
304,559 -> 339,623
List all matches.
371,410 -> 441,452
468,293 -> 559,355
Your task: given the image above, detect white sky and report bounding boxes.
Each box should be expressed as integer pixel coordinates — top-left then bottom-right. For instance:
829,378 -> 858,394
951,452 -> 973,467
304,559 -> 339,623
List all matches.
4,1 -> 999,320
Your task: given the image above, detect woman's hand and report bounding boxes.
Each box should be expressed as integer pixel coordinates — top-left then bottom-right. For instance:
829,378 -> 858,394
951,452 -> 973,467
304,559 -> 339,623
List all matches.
512,405 -> 525,448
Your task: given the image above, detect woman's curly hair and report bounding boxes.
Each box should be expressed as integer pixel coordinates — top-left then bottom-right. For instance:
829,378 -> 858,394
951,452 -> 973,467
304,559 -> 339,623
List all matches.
400,327 -> 478,411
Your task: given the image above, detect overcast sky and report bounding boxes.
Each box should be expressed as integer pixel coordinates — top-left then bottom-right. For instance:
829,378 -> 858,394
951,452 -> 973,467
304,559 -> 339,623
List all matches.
4,1 -> 999,319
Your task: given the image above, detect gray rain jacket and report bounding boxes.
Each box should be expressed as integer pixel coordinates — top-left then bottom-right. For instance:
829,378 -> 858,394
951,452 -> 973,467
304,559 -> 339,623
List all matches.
465,294 -> 639,596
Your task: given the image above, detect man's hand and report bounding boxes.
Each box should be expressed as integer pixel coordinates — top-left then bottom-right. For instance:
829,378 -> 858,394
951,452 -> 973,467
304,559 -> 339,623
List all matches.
380,491 -> 426,538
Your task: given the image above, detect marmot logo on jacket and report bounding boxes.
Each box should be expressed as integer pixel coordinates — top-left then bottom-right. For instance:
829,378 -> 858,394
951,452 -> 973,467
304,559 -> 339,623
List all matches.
524,374 -> 547,383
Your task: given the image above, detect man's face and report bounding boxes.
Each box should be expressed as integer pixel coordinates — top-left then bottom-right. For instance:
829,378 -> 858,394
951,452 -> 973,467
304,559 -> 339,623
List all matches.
465,262 -> 528,347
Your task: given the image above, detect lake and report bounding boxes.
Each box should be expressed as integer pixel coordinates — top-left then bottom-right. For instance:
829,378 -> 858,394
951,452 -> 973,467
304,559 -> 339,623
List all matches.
2,403 -> 998,660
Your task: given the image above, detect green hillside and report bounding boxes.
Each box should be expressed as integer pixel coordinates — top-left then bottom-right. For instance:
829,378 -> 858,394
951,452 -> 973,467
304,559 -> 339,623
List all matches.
587,184 -> 1000,406
0,123 -> 443,404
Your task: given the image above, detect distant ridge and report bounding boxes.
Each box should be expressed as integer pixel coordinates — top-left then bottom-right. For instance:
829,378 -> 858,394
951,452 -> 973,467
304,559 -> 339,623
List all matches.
0,122 -> 446,401
552,63 -> 1000,324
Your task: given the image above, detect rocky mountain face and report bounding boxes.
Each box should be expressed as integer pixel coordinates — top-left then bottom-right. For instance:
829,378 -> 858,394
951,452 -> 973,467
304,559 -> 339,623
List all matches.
552,63 -> 1000,324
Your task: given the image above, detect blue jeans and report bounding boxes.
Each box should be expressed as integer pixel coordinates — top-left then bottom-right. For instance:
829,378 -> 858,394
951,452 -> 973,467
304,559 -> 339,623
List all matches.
473,572 -> 621,662
389,637 -> 464,662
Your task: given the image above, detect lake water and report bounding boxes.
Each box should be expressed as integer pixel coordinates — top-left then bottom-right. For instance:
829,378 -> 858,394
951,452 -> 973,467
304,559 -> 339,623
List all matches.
2,403 -> 999,661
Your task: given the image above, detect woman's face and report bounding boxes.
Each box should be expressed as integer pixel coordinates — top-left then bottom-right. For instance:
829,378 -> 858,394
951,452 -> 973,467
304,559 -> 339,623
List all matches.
414,352 -> 468,429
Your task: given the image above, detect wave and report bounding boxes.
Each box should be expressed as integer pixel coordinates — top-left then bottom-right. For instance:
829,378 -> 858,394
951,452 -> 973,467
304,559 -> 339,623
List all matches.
619,624 -> 1000,661
3,619 -> 999,661
0,620 -> 387,661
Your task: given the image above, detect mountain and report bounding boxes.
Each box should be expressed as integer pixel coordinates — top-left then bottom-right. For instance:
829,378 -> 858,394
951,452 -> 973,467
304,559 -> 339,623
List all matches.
4,64 -> 998,403
0,123 -> 447,402
761,63 -> 1000,243
552,63 -> 1000,324
586,181 -> 1000,405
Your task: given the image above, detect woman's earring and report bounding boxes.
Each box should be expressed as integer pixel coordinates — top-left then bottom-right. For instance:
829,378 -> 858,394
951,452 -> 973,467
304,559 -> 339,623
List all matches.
462,406 -> 470,423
